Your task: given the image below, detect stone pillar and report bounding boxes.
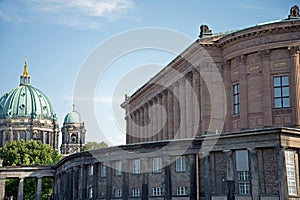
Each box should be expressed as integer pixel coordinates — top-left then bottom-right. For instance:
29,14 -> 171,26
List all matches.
189,154 -> 197,200
167,88 -> 174,140
259,50 -> 272,127
238,55 -> 248,129
140,107 -> 145,143
162,91 -> 168,140
224,150 -> 234,200
153,98 -> 159,141
203,154 -> 211,200
0,178 -> 5,200
136,110 -> 141,143
248,148 -> 259,200
224,61 -> 232,132
125,116 -> 130,144
157,94 -> 163,141
179,77 -> 187,138
78,165 -> 84,199
143,104 -> 149,143
173,82 -> 180,138
73,168 -> 78,199
18,177 -> 24,200
164,157 -> 172,200
35,177 -> 43,200
276,147 -> 289,200
122,159 -> 129,200
192,69 -> 201,137
93,163 -> 99,199
186,73 -> 194,138
289,46 -> 300,126
129,113 -> 134,144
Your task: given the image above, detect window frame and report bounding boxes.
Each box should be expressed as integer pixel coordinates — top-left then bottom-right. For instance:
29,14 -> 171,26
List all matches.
114,161 -> 122,176
176,186 -> 187,196
153,157 -> 162,173
100,163 -> 106,177
132,188 -> 141,197
233,84 -> 240,115
88,165 -> 94,176
152,187 -> 162,196
114,189 -> 122,198
176,156 -> 187,172
285,149 -> 297,195
273,75 -> 290,109
132,159 -> 140,174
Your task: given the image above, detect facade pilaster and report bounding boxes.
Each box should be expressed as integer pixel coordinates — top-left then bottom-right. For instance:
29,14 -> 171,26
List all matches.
189,154 -> 197,200
289,46 -> 300,126
164,157 -> 172,200
224,150 -> 234,200
224,61 -> 232,132
276,147 -> 289,200
153,98 -> 158,141
248,148 -> 259,200
35,177 -> 42,200
141,158 -> 149,200
18,177 -> 24,200
204,154 -> 211,200
259,50 -> 272,127
144,104 -> 149,143
0,178 -> 5,200
162,91 -> 168,140
192,69 -> 201,137
173,82 -> 180,138
122,159 -> 129,200
179,77 -> 187,138
167,88 -> 174,140
238,55 -> 248,129
186,73 -> 193,138
157,94 -> 163,141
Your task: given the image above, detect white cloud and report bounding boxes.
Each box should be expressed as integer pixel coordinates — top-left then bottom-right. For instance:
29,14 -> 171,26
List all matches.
1,0 -> 134,29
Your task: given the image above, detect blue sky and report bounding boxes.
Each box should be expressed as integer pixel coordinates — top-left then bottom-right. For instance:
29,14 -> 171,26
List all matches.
0,0 -> 298,146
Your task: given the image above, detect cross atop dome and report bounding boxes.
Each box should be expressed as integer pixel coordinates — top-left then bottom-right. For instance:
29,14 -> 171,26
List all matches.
20,56 -> 31,85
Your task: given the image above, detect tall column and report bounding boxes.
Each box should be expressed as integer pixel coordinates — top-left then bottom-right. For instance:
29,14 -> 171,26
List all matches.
0,178 -> 5,200
224,150 -> 234,200
144,104 -> 149,143
223,61 -> 232,132
167,88 -> 174,140
136,110 -> 141,143
106,163 -> 112,200
276,147 -> 289,200
18,177 -> 24,200
162,91 -> 168,140
93,163 -> 99,199
35,177 -> 42,200
129,113 -> 134,144
238,55 -> 248,129
78,165 -> 83,199
189,154 -> 197,200
192,69 -> 201,137
153,98 -> 159,141
139,107 -> 144,143
248,148 -> 259,200
148,101 -> 154,142
186,73 -> 194,138
157,94 -> 163,141
125,116 -> 129,144
173,82 -> 180,138
179,77 -> 187,138
289,46 -> 300,126
259,50 -> 272,127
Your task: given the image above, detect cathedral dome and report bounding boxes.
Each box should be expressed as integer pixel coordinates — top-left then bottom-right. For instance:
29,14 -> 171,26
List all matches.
63,105 -> 83,124
0,61 -> 56,120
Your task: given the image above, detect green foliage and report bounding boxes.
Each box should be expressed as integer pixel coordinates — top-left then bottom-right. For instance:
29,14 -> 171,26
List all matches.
83,141 -> 108,151
0,140 -> 62,199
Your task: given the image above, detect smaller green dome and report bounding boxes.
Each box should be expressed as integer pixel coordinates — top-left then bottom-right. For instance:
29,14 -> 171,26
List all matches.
64,106 -> 83,124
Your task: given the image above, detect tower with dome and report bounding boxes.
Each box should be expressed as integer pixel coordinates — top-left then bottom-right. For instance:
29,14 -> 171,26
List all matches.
0,59 -> 60,150
60,105 -> 86,154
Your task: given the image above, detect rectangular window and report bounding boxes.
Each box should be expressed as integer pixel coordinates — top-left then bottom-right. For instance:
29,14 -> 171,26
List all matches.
176,187 -> 187,195
133,159 -> 140,174
176,156 -> 187,172
88,165 -> 94,176
132,188 -> 141,197
274,76 -> 290,108
152,187 -> 162,196
114,161 -> 122,176
100,163 -> 106,177
114,189 -> 122,197
153,157 -> 162,173
236,150 -> 250,194
233,84 -> 240,114
285,150 -> 297,195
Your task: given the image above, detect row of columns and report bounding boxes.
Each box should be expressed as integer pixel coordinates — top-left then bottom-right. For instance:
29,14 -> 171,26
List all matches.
126,69 -> 206,144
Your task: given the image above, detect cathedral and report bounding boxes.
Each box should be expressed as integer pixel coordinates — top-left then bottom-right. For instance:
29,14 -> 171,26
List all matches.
0,59 -> 86,154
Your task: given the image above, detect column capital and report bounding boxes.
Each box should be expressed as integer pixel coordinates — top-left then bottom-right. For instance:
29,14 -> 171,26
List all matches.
258,49 -> 270,59
237,54 -> 247,64
223,149 -> 233,155
288,46 -> 300,56
224,60 -> 231,69
247,147 -> 257,153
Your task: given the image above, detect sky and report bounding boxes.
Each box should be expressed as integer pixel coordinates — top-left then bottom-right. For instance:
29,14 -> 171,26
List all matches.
0,0 -> 298,147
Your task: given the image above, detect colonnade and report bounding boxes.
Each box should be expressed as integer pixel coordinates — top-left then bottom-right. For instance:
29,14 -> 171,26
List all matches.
126,69 -> 209,144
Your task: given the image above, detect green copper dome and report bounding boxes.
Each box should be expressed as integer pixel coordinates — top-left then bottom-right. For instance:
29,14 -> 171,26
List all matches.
0,60 -> 57,120
64,106 -> 83,124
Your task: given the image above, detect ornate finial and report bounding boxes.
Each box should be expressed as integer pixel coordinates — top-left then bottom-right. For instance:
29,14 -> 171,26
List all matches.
288,5 -> 300,19
199,24 -> 213,38
23,55 -> 30,77
20,55 -> 31,85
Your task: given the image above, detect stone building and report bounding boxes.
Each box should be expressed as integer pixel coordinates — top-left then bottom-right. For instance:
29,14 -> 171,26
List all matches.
1,5 -> 300,200
61,105 -> 86,154
0,59 -> 60,150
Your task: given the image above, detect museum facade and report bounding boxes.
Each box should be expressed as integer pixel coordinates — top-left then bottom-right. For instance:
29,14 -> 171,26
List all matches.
1,5 -> 300,200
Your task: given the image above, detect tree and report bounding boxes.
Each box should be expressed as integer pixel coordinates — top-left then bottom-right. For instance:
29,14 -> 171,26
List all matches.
82,141 -> 108,151
0,140 -> 62,199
